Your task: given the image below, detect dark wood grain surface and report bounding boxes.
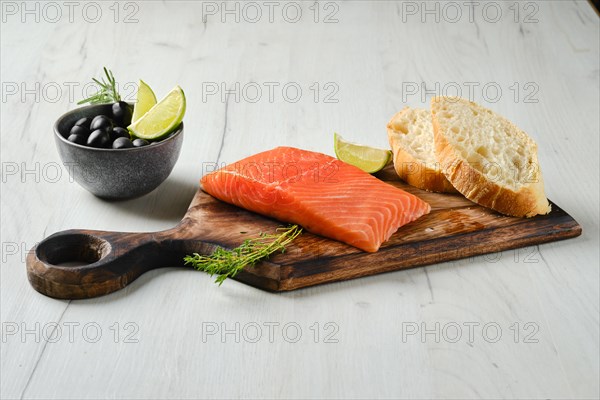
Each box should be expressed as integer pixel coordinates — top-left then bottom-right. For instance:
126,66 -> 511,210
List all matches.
26,166 -> 582,298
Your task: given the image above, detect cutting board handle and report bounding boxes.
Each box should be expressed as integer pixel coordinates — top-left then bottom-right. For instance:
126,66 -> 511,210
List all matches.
26,226 -> 212,299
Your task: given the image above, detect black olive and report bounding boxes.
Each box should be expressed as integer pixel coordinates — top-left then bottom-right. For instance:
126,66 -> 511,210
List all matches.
70,125 -> 89,137
112,101 -> 133,127
87,129 -> 111,148
132,138 -> 149,147
110,127 -> 129,141
90,115 -> 113,131
112,102 -> 125,119
74,117 -> 91,129
123,102 -> 133,125
67,133 -> 87,145
112,137 -> 133,149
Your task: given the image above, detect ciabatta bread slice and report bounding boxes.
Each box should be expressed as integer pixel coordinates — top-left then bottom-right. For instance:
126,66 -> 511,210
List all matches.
431,96 -> 551,217
387,107 -> 457,193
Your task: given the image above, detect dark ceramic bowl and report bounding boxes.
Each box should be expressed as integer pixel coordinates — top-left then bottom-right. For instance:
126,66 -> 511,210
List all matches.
54,103 -> 183,200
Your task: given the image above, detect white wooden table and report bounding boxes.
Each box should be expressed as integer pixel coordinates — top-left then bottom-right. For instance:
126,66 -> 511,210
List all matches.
1,1 -> 598,399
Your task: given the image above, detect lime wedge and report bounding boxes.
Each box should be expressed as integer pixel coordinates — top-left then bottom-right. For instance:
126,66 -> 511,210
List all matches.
131,79 -> 157,123
334,133 -> 392,173
128,85 -> 186,140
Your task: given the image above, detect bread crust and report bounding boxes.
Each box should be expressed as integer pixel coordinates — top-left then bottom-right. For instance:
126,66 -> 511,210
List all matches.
387,109 -> 457,193
431,97 -> 551,218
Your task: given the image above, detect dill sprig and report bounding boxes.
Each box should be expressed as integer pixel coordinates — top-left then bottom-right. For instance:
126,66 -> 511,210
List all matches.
184,225 -> 302,285
78,67 -> 122,105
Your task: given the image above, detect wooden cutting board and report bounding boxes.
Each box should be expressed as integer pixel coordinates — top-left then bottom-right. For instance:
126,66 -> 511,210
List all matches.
27,165 -> 582,299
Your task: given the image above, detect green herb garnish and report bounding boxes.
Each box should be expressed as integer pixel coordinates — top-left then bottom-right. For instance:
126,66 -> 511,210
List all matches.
184,225 -> 302,285
78,67 -> 121,105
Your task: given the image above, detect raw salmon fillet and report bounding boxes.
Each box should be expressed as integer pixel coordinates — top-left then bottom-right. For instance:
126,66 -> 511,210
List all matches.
201,147 -> 430,252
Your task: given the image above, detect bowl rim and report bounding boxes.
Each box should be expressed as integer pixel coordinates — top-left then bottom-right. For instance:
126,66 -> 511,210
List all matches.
54,103 -> 184,152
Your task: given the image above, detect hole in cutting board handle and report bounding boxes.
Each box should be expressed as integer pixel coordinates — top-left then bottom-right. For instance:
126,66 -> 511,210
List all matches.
36,233 -> 111,266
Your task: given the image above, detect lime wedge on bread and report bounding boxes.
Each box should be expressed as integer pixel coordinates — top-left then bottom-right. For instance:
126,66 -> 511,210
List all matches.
334,133 -> 392,173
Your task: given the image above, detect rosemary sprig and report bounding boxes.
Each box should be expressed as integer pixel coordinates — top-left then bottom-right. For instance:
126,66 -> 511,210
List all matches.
184,225 -> 302,285
78,67 -> 122,105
